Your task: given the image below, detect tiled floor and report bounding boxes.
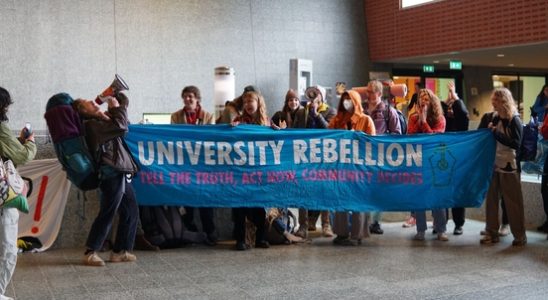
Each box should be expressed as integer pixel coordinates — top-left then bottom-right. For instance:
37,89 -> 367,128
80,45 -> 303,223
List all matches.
7,220 -> 548,299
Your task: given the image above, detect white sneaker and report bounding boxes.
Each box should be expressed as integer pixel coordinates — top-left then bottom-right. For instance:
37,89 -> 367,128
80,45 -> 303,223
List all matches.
110,250 -> 137,263
84,251 -> 105,267
437,232 -> 449,241
498,224 -> 510,236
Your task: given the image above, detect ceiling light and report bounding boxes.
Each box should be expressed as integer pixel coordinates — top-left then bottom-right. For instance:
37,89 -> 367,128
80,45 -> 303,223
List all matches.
508,63 -> 514,67
497,54 -> 505,57
433,60 -> 440,63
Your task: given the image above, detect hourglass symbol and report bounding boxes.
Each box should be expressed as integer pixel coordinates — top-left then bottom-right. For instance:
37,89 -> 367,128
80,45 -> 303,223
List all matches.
429,144 -> 456,187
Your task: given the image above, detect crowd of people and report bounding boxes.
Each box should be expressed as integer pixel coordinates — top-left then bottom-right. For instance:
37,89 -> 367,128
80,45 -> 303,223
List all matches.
0,81 -> 547,299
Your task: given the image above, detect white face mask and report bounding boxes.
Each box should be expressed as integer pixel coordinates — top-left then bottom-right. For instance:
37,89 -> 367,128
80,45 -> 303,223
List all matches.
343,99 -> 353,111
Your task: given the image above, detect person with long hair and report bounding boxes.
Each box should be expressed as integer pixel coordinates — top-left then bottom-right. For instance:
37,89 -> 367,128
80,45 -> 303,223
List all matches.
408,88 -> 448,241
329,90 -> 375,245
481,87 -> 527,246
0,87 -> 36,300
231,90 -> 270,250
536,84 -> 548,234
271,89 -> 303,129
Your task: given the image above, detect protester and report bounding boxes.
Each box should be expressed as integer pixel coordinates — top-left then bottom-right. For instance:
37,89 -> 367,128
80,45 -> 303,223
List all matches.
231,90 -> 270,250
408,88 -> 448,241
480,87 -> 527,246
441,81 -> 470,235
531,84 -> 548,122
217,85 -> 259,124
271,89 -> 303,129
478,112 -> 510,237
171,85 -> 217,246
73,92 -> 140,265
294,85 -> 336,239
363,80 -> 402,234
0,87 -> 37,300
329,90 -> 375,245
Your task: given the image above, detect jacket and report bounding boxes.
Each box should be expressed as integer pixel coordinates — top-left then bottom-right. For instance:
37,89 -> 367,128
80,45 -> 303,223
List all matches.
0,122 -> 36,166
83,96 -> 139,174
328,90 -> 376,135
171,107 -> 214,125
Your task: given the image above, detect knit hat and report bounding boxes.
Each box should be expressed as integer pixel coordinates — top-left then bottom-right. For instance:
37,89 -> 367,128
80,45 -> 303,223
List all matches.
285,89 -> 299,102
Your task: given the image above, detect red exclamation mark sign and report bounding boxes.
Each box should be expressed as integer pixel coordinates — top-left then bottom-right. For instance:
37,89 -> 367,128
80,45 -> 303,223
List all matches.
31,176 -> 49,234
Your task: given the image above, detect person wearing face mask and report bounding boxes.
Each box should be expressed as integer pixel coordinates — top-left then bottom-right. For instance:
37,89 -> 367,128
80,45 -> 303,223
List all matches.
293,85 -> 336,239
328,90 -> 375,246
171,86 -> 217,246
271,89 -> 303,129
408,88 -> 448,242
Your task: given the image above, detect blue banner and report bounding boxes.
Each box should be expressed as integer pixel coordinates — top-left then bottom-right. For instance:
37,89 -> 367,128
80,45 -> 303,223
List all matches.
125,124 -> 496,211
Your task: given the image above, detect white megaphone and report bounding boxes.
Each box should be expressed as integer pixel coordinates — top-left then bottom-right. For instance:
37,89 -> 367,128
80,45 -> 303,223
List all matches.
95,74 -> 129,104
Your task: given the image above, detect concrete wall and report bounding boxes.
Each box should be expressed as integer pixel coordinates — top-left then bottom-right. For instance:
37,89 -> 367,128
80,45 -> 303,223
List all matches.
1,0 -> 370,132
3,0 -> 371,249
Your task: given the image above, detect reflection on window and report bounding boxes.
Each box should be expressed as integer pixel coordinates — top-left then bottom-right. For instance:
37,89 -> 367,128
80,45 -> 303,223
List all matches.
401,0 -> 442,9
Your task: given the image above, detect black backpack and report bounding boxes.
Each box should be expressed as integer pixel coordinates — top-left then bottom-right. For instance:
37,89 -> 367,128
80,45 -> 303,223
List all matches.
140,206 -> 206,249
520,116 -> 539,161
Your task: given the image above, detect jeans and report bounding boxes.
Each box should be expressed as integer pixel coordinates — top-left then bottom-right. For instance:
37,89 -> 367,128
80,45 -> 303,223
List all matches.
86,174 -> 139,252
0,208 -> 18,295
415,209 -> 447,233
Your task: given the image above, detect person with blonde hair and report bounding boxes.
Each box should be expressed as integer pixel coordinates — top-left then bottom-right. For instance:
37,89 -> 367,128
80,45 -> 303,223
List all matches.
231,90 -> 270,250
408,88 -> 448,241
329,90 -> 375,245
480,87 -> 526,246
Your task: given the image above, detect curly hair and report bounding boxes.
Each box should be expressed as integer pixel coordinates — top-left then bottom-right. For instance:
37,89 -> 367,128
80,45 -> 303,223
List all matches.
491,87 -> 518,119
0,87 -> 14,122
419,88 -> 443,127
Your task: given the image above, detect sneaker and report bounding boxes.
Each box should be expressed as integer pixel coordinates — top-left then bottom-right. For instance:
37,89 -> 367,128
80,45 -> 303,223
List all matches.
480,235 -> 500,245
413,232 -> 425,241
369,222 -> 384,235
512,238 -> 527,247
84,251 -> 105,266
453,226 -> 463,235
498,224 -> 510,236
402,216 -> 416,228
322,224 -> 334,237
110,250 -> 137,263
333,236 -> 357,246
295,226 -> 308,239
437,233 -> 449,241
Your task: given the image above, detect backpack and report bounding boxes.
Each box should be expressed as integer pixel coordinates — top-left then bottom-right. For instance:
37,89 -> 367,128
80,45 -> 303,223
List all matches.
44,93 -> 100,191
520,116 -> 539,161
384,104 -> 407,134
265,208 -> 297,245
140,206 -> 206,249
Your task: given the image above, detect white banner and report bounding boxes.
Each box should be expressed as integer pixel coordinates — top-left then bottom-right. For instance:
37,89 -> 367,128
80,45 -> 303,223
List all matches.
17,159 -> 71,252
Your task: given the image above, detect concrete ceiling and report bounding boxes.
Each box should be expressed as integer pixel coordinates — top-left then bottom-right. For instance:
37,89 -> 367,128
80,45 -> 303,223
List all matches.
382,42 -> 548,71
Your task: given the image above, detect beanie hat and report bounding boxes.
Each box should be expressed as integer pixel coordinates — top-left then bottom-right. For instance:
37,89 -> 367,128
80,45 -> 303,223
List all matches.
285,89 -> 299,103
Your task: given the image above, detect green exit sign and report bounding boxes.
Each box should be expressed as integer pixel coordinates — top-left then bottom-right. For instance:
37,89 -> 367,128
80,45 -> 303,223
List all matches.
423,65 -> 435,73
449,60 -> 462,70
